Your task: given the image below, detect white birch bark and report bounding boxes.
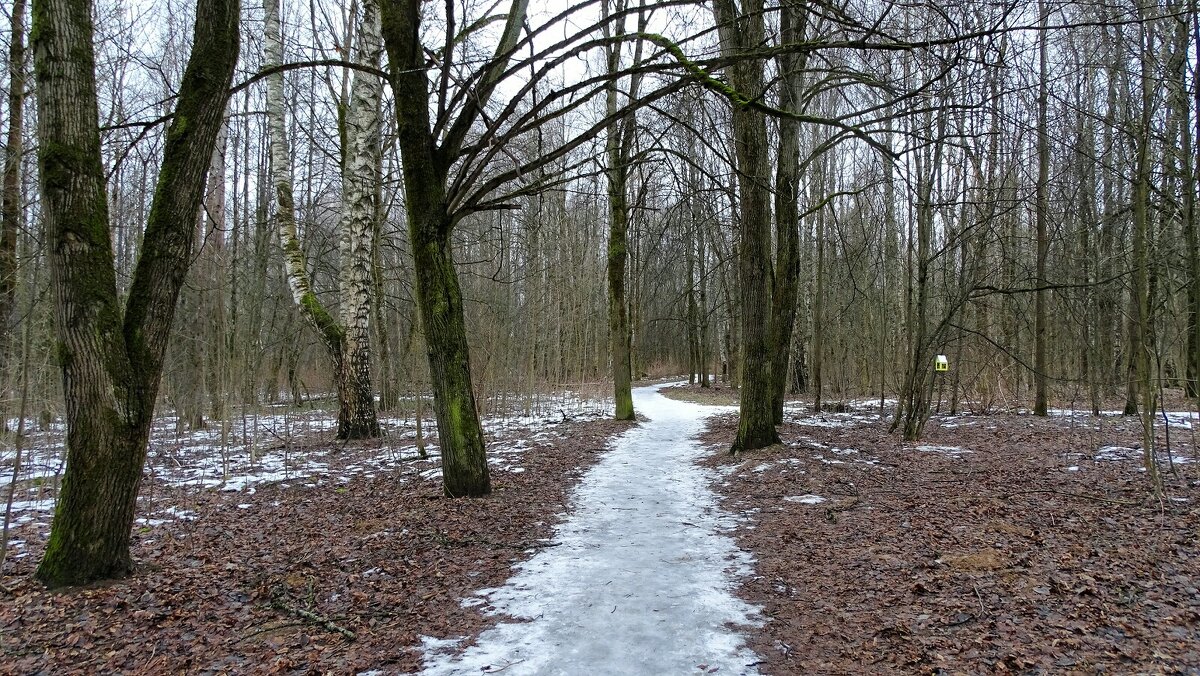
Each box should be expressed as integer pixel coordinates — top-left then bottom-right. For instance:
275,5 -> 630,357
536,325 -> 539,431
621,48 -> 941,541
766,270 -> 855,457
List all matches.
338,0 -> 383,437
264,0 -> 323,322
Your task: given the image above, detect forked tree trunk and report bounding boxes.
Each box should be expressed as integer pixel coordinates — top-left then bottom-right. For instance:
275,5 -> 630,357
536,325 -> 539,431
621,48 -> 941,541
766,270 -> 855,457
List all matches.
378,0 -> 528,496
264,0 -> 380,439
34,0 -> 238,586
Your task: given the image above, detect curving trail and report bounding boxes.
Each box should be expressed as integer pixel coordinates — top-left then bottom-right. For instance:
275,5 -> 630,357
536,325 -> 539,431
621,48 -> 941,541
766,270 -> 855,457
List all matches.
420,383 -> 761,675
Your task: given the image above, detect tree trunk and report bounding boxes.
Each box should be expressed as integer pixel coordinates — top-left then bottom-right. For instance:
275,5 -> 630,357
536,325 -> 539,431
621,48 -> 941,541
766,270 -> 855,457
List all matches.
1033,0 -> 1050,416
770,0 -> 807,425
714,0 -> 780,453
34,0 -> 238,586
264,0 -> 380,439
1131,14 -> 1160,492
697,209 -> 711,388
603,0 -> 641,420
378,0 -> 528,496
337,0 -> 384,438
0,0 -> 26,343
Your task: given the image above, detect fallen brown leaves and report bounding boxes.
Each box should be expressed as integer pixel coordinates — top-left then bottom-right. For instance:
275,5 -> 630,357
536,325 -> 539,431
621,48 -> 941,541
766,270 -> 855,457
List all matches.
0,417 -> 633,675
702,405 -> 1200,674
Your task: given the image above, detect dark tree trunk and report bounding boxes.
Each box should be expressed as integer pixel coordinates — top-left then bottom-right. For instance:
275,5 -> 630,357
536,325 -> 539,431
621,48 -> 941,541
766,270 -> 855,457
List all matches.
715,0 -> 780,453
0,0 -> 26,341
769,0 -> 807,425
33,0 -> 238,586
378,0 -> 525,496
1033,1 -> 1050,416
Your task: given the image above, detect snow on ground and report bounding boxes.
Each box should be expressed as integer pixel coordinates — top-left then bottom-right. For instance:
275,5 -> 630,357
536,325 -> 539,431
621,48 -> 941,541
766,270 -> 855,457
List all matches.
419,384 -> 762,675
1,394 -> 610,560
915,444 -> 972,458
783,494 -> 826,505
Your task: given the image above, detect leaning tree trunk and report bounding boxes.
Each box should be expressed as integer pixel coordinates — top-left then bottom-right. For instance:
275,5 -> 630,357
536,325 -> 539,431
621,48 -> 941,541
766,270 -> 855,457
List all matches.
714,0 -> 780,453
34,0 -> 238,586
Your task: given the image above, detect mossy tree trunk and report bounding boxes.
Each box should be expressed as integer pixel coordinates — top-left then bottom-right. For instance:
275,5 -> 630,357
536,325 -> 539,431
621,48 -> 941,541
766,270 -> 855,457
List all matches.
378,0 -> 527,496
714,0 -> 780,453
33,0 -> 238,586
603,0 -> 644,421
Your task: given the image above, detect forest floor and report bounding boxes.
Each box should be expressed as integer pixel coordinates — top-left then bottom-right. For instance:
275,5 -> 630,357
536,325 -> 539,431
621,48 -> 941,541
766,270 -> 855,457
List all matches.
681,383 -> 1200,674
3,383 -> 1198,674
0,397 -> 633,674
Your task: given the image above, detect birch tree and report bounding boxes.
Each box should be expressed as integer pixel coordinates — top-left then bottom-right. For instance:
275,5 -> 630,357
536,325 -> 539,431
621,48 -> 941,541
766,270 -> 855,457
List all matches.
264,0 -> 382,439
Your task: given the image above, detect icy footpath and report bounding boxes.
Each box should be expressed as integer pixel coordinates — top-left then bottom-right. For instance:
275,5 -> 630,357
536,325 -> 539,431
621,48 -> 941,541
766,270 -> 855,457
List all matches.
420,384 -> 762,675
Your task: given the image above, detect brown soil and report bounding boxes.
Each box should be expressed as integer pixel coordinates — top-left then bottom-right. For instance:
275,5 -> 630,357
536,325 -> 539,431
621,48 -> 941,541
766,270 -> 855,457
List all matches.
700,404 -> 1200,674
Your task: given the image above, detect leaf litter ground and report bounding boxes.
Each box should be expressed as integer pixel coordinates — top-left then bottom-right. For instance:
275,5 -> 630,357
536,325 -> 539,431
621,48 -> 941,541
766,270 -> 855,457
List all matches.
1,405 -> 633,674
3,384 -> 1199,674
689,385 -> 1200,674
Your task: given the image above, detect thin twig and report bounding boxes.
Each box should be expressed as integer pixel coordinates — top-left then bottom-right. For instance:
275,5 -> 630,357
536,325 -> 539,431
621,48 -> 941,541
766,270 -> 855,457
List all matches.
270,597 -> 356,641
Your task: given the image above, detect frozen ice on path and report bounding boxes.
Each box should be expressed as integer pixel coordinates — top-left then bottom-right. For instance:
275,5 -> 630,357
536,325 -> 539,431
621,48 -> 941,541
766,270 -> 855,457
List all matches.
420,383 -> 761,675
784,494 -> 826,505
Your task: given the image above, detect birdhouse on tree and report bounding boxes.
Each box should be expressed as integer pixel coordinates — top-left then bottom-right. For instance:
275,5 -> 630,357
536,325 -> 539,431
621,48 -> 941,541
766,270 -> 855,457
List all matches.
935,355 -> 949,372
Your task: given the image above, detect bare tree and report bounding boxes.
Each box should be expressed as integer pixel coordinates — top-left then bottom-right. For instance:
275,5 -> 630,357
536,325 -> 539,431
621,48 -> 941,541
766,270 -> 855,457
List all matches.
33,0 -> 239,586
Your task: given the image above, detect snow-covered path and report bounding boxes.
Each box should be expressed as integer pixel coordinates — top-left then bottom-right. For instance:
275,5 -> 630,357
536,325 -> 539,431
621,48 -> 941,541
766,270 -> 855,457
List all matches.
420,384 -> 761,675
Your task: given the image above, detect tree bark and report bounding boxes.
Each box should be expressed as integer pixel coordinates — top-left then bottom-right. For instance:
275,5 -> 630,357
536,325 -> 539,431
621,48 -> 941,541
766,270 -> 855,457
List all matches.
1033,0 -> 1050,416
714,0 -> 780,453
603,0 -> 641,420
337,0 -> 384,438
264,0 -> 380,439
378,0 -> 528,496
769,0 -> 807,425
0,0 -> 26,344
34,0 -> 238,586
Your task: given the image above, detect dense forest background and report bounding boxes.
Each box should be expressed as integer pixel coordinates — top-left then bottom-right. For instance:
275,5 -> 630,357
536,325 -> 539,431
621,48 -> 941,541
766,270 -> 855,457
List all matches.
3,0 -> 1198,431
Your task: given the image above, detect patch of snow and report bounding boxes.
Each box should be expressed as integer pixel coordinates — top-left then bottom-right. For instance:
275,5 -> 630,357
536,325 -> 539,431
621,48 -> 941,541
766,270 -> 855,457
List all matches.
1095,446 -> 1138,462
1065,466 -> 1080,472
419,384 -> 761,675
784,495 -> 826,505
916,444 -> 971,457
